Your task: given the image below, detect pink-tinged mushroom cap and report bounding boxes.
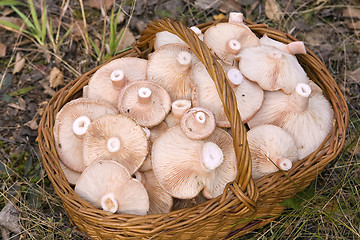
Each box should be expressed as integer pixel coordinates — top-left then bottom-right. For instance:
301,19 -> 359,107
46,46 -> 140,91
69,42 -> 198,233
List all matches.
260,34 -> 306,55
146,44 -> 199,101
248,82 -> 334,159
154,31 -> 187,50
134,170 -> 173,214
152,126 -> 236,199
165,99 -> 192,128
83,114 -> 148,174
247,124 -> 298,180
54,98 -> 118,172
87,57 -> 148,106
203,22 -> 259,65
237,45 -> 309,94
117,81 -> 171,128
191,62 -> 230,127
180,107 -> 216,140
75,160 -> 149,215
59,161 -> 81,185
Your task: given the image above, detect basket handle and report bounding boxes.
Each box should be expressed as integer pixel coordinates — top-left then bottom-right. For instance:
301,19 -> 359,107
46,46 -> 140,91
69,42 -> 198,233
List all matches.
136,18 -> 258,209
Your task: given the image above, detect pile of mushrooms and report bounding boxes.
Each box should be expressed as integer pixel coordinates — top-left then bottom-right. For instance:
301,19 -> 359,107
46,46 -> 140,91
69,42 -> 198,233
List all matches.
54,12 -> 334,215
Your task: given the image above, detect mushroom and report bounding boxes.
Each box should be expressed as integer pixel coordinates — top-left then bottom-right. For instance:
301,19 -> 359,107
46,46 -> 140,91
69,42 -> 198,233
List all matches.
248,82 -> 334,159
172,194 -> 208,211
203,18 -> 259,65
59,161 -> 81,185
260,34 -> 306,55
164,99 -> 192,128
191,62 -> 230,127
152,126 -> 237,199
133,170 -> 173,214
224,66 -> 264,122
87,57 -> 148,106
54,98 -> 118,172
75,160 -> 149,215
83,114 -> 148,174
117,81 -> 171,128
180,107 -> 216,140
237,45 -> 309,94
146,44 -> 199,101
247,124 -> 298,180
154,27 -> 204,50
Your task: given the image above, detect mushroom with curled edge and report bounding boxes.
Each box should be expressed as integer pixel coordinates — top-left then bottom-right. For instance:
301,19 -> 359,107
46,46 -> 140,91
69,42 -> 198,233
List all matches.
260,34 -> 306,55
54,98 -> 118,172
248,82 -> 334,159
164,99 -> 192,128
146,44 -> 199,101
87,57 -> 148,106
180,107 -> 216,140
59,161 -> 81,185
75,160 -> 149,215
203,13 -> 259,65
154,27 -> 204,50
117,81 -> 171,128
83,114 -> 148,174
247,124 -> 298,180
237,45 -> 309,94
224,66 -> 264,123
133,170 -> 173,214
152,126 -> 237,199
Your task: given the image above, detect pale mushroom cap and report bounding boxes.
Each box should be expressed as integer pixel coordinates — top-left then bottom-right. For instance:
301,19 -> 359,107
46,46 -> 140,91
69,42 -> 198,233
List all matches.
203,22 -> 259,65
152,126 -> 236,199
260,34 -> 306,55
87,57 -> 148,106
118,81 -> 171,128
59,161 -> 81,185
247,124 -> 298,180
237,45 -> 309,94
54,98 -> 118,172
83,114 -> 148,174
180,107 -> 216,140
165,99 -> 192,128
248,82 -> 334,159
149,122 -> 169,143
191,62 -> 230,127
142,170 -> 173,214
75,160 -> 149,215
154,31 -> 187,50
147,44 -> 199,101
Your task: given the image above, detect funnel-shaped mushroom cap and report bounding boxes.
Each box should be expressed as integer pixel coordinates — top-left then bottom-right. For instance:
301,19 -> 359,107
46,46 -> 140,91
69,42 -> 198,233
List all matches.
180,107 -> 216,140
191,62 -> 229,127
237,45 -> 309,94
224,66 -> 264,122
118,81 -> 171,127
152,126 -> 236,199
87,57 -> 148,106
147,44 -> 199,101
248,82 -> 333,159
165,99 -> 192,128
75,160 -> 149,215
247,124 -> 298,179
54,98 -> 118,172
203,22 -> 259,65
83,114 -> 148,174
135,170 -> 173,214
260,34 -> 306,55
59,161 -> 81,185
154,31 -> 187,50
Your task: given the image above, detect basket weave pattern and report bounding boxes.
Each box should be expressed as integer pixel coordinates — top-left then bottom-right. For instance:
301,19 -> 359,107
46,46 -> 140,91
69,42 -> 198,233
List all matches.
37,18 -> 348,239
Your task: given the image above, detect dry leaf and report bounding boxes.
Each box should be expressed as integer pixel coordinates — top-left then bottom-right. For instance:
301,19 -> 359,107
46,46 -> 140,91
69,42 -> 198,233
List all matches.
116,27 -> 135,52
194,0 -> 221,10
0,43 -> 6,57
213,13 -> 226,21
25,118 -> 38,130
218,0 -> 242,14
348,68 -> 360,83
265,0 -> 282,21
49,67 -> 64,88
8,97 -> 26,111
13,52 -> 25,74
343,6 -> 360,31
40,80 -> 56,96
85,0 -> 114,11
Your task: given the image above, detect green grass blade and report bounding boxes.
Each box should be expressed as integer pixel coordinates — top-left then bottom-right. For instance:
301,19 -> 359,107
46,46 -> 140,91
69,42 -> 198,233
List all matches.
0,19 -> 31,35
40,5 -> 47,45
0,0 -> 26,6
108,7 -> 116,53
27,0 -> 41,33
9,86 -> 36,97
58,26 -> 72,46
89,37 -> 100,57
11,5 -> 36,31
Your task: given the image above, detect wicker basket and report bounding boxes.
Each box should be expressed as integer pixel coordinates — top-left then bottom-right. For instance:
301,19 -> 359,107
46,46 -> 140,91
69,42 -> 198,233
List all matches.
37,18 -> 348,239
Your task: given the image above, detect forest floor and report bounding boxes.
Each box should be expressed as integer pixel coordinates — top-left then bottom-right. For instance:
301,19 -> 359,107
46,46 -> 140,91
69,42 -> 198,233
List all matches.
0,0 -> 359,239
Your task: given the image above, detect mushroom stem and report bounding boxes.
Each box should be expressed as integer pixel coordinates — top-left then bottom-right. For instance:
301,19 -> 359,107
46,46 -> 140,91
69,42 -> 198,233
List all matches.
110,70 -> 126,90
107,137 -> 121,153
176,51 -> 192,72
200,142 -> 224,171
226,68 -> 244,88
229,12 -> 244,24
100,193 -> 119,213
190,26 -> 204,41
133,171 -> 146,185
82,85 -> 89,98
72,116 -> 91,138
267,50 -> 283,59
289,83 -> 311,112
138,87 -> 152,105
286,41 -> 306,55
276,156 -> 292,171
195,111 -> 206,127
226,39 -> 241,54
171,100 -> 192,118
142,127 -> 151,140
